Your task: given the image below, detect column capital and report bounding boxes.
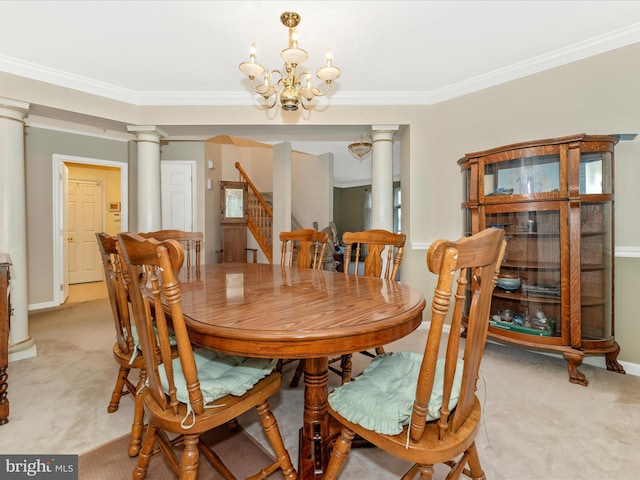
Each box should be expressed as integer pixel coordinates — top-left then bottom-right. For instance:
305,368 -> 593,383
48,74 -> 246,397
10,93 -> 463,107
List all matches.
371,125 -> 399,143
371,124 -> 399,133
0,97 -> 30,121
127,125 -> 168,143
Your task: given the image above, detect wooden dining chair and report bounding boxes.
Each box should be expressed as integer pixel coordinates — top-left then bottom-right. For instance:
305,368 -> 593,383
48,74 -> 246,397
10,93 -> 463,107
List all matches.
335,229 -> 406,383
139,229 -> 203,272
117,232 -> 296,480
278,229 -> 329,387
280,228 -> 329,270
324,227 -> 506,480
96,232 -> 146,456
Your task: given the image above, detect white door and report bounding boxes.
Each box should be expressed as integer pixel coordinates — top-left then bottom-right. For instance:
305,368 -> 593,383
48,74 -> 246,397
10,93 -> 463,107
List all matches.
67,179 -> 105,284
161,161 -> 194,230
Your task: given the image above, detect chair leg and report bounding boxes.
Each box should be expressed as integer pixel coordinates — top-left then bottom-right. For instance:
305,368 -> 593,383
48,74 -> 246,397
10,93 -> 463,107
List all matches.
417,464 -> 435,480
198,441 -> 235,480
290,360 -> 305,387
401,464 -> 420,480
178,435 -> 200,480
133,423 -> 158,480
108,365 -> 130,413
340,355 -> 352,384
465,442 -> 486,480
128,388 -> 145,456
255,400 -> 296,480
275,359 -> 284,373
402,464 -> 435,480
324,427 -> 355,480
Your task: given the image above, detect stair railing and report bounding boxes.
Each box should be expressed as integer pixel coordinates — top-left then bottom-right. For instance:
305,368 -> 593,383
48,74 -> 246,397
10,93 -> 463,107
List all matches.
234,162 -> 273,263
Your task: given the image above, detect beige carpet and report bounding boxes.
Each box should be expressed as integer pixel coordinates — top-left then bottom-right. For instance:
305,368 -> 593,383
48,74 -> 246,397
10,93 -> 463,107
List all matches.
79,425 -> 280,479
3,295 -> 640,479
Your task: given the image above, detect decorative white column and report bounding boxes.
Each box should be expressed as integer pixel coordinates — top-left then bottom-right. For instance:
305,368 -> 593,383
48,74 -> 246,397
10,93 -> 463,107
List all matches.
370,125 -> 399,231
0,98 -> 36,361
272,142 -> 292,264
127,126 -> 167,231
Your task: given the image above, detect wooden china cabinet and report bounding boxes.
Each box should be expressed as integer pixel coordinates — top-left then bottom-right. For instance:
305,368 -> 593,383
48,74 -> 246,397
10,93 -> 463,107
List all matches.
458,134 -> 624,386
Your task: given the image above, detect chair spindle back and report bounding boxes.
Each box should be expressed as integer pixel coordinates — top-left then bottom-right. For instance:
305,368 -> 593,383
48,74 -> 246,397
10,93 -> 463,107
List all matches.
116,232 -> 209,417
279,229 -> 329,270
139,229 -> 203,271
411,227 -> 506,442
96,232 -> 134,356
342,229 -> 405,280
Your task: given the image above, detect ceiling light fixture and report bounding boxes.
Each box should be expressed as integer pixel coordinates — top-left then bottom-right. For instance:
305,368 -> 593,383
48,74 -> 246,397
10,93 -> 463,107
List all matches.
239,11 -> 341,111
348,136 -> 373,159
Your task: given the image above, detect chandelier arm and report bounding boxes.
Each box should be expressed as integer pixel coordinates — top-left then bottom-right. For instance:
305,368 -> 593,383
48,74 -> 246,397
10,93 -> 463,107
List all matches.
248,77 -> 264,96
271,69 -> 285,83
264,95 -> 278,109
311,80 -> 333,98
300,96 -> 312,111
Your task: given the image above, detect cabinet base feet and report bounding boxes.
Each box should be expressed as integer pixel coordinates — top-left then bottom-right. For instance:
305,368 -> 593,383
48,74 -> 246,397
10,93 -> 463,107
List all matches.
604,343 -> 625,374
564,351 -> 588,386
563,341 -> 625,386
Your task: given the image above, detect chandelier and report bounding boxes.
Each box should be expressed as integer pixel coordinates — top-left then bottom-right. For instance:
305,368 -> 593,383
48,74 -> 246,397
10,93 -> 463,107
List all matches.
239,11 -> 341,111
348,136 -> 372,159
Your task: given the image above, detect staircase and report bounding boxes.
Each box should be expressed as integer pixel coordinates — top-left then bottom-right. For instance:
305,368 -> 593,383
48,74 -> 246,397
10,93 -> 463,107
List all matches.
235,162 -> 273,263
234,162 -> 308,263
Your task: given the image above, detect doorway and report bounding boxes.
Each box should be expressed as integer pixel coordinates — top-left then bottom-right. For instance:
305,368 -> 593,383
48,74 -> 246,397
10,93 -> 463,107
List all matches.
52,154 -> 128,306
67,177 -> 105,284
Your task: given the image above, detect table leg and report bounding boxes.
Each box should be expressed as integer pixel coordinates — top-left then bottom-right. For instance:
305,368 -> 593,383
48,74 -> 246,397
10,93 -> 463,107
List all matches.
298,357 -> 329,479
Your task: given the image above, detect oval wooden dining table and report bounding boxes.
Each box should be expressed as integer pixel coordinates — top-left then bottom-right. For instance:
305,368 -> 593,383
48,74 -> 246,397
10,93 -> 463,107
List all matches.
176,262 -> 426,479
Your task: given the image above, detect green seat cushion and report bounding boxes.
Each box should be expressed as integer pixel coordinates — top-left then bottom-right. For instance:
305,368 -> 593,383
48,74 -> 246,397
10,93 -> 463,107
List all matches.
126,323 -> 177,366
159,349 -> 277,406
328,352 -> 464,435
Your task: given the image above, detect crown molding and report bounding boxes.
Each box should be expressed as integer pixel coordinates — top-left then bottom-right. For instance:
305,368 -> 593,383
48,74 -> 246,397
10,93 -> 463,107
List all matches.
1,23 -> 639,107
25,115 -> 132,142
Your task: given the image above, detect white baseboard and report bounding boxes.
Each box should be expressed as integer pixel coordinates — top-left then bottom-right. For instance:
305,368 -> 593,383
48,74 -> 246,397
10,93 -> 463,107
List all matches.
28,300 -> 58,311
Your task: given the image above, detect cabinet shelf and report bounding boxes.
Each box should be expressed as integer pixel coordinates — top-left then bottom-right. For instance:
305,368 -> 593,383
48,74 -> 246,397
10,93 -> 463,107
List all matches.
507,232 -> 559,238
581,296 -> 607,307
493,290 -> 560,304
501,261 -> 559,270
459,133 -> 624,386
581,264 -> 606,271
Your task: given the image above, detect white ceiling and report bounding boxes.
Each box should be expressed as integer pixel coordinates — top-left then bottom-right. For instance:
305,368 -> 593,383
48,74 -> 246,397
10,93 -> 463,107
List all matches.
2,1 -> 640,185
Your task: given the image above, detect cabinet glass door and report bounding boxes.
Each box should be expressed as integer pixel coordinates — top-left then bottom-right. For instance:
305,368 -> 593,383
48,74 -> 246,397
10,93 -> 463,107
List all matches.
484,205 -> 563,339
481,151 -> 564,202
580,202 -> 612,339
580,152 -> 612,194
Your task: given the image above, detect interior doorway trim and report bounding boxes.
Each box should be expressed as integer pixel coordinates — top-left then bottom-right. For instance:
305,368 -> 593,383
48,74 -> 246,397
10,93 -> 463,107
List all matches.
52,154 -> 128,306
